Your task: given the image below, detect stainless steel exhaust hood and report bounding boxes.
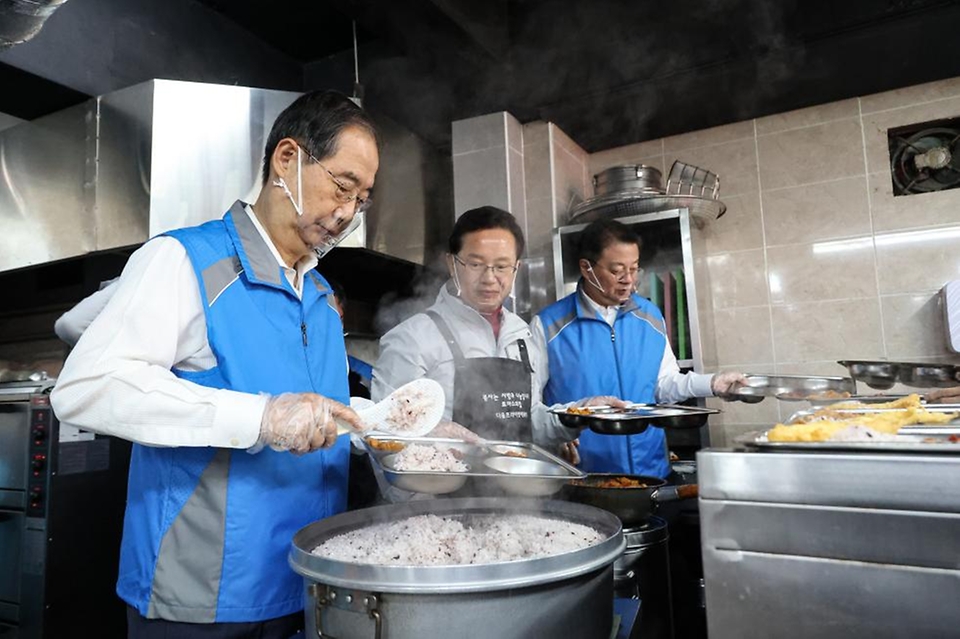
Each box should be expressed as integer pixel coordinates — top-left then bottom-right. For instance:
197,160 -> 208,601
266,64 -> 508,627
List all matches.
0,79 -> 301,273
0,79 -> 441,274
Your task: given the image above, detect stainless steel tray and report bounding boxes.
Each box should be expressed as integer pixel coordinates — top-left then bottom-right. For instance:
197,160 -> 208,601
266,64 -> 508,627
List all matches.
785,405 -> 960,425
550,404 -> 719,434
362,436 -> 585,496
736,430 -> 960,454
803,393 -> 921,408
838,360 -> 960,390
730,374 -> 857,403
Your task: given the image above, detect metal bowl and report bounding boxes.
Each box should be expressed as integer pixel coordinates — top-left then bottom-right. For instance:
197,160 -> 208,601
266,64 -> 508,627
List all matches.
837,360 -> 899,390
381,454 -> 470,495
897,362 -> 960,389
483,456 -> 570,497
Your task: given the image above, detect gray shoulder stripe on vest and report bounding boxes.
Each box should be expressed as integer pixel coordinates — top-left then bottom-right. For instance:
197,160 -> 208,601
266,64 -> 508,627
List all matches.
148,450 -> 230,623
202,256 -> 243,307
308,271 -> 330,294
630,309 -> 667,337
545,309 -> 578,342
231,203 -> 282,286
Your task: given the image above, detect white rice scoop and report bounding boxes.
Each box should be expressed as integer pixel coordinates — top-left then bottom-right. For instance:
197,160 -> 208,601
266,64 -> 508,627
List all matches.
336,378 -> 445,438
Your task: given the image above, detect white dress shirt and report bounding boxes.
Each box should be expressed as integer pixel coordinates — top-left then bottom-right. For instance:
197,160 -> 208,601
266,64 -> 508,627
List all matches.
51,205 -> 317,449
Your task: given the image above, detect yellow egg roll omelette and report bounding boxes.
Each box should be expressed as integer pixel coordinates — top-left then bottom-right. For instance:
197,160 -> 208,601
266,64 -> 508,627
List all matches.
767,394 -> 958,442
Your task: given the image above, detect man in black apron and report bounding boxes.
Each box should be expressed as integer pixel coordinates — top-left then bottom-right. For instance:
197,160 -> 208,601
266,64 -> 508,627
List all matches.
373,206 -> 608,450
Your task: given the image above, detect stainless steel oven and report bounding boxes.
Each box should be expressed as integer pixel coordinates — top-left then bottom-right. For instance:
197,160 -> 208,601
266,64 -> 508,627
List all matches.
0,380 -> 130,639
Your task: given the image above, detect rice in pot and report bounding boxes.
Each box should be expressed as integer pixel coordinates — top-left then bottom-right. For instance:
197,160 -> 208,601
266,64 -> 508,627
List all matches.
312,514 -> 603,566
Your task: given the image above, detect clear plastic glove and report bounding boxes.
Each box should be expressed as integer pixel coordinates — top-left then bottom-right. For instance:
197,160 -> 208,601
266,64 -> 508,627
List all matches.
258,393 -> 365,454
425,419 -> 482,444
711,371 -> 747,401
577,395 -> 629,408
559,439 -> 580,465
925,386 -> 960,404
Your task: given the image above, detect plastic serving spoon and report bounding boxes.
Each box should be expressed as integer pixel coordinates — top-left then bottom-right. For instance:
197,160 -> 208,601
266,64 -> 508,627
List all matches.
336,378 -> 445,438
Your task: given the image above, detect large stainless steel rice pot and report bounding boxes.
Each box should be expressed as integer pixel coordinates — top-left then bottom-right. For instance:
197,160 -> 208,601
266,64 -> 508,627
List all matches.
290,497 -> 625,639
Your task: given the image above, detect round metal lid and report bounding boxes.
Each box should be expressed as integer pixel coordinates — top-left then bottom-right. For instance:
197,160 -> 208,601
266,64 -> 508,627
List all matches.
567,191 -> 726,224
622,515 -> 669,547
289,497 -> 625,594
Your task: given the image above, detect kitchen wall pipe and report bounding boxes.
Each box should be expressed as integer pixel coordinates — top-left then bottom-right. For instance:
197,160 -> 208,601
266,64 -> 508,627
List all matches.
0,0 -> 69,50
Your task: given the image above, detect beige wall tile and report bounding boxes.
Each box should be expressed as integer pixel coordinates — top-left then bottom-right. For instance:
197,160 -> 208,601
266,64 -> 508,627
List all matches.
588,142 -> 664,178
523,121 -> 550,148
771,299 -> 884,362
774,360 -> 852,378
766,242 -> 877,305
703,191 -> 764,255
553,145 -> 588,219
875,225 -> 960,294
663,120 -> 754,154
714,306 -> 774,366
881,293 -> 954,360
756,99 -> 860,136
507,148 -> 526,219
757,118 -> 866,190
706,250 -> 769,310
762,176 -> 871,246
506,113 -> 523,153
453,147 -> 508,214
666,137 -> 758,196
523,141 -> 552,202
551,123 -> 588,163
869,171 -> 960,233
452,112 -> 506,155
860,77 -> 960,115
861,95 -> 960,174
525,196 -> 555,248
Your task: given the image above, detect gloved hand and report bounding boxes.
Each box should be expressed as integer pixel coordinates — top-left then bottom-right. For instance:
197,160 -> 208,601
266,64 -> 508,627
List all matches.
258,393 -> 366,454
925,386 -> 960,404
425,419 -> 482,443
559,439 -> 580,465
711,371 -> 747,401
577,395 -> 629,408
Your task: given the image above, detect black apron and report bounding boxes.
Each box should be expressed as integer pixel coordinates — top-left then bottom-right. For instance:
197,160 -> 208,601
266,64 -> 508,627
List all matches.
426,311 -> 534,442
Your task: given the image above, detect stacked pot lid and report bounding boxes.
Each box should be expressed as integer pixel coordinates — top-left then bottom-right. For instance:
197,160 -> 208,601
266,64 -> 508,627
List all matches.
569,163 -> 726,224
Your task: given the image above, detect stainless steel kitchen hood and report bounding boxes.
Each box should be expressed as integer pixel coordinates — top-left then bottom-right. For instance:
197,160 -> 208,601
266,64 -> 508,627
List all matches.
0,79 -> 301,273
1,78 -> 443,275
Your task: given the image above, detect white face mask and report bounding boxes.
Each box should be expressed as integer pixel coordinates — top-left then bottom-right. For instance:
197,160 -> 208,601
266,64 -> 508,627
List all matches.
272,146 -> 305,217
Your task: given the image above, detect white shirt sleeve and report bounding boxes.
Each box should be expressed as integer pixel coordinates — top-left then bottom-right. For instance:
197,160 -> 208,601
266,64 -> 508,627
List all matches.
654,340 -> 714,404
528,316 -> 578,447
50,237 -> 267,449
54,278 -> 120,347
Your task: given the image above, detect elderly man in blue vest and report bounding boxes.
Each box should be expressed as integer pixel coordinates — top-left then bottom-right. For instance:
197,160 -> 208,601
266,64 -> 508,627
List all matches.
51,91 -> 376,638
531,219 -> 745,479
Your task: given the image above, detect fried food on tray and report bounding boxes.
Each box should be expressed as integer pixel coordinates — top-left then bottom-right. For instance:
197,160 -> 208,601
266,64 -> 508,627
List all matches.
566,406 -> 593,415
573,476 -> 650,488
767,404 -> 957,442
792,394 -> 923,423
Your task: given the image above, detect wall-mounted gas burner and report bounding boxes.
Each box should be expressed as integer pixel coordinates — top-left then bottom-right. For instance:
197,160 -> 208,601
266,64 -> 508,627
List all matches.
888,118 -> 960,196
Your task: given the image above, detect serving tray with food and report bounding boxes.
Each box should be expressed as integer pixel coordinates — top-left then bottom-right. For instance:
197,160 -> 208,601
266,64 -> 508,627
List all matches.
728,374 -> 858,403
363,436 -> 585,495
550,403 -> 719,433
736,394 -> 960,452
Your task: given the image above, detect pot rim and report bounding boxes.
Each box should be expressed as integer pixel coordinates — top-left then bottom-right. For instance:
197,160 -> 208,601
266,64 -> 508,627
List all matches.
289,497 -> 625,593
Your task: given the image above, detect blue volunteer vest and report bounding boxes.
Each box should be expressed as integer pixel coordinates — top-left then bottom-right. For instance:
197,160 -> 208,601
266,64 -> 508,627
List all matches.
117,201 -> 350,623
538,285 -> 671,479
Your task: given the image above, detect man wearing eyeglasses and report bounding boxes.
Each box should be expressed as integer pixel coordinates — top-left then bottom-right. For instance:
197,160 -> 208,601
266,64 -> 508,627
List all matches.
531,219 -> 745,479
51,91 -> 376,638
372,207 -> 612,450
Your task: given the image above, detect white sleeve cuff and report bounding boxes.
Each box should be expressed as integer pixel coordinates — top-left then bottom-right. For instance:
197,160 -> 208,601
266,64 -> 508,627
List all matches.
211,389 -> 268,449
690,373 -> 715,398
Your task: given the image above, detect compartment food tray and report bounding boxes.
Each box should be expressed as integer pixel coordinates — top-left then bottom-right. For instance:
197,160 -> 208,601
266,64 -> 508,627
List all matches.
550,404 -> 719,434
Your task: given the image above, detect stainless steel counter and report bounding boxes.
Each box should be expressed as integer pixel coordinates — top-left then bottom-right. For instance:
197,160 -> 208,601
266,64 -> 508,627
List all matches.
697,448 -> 960,639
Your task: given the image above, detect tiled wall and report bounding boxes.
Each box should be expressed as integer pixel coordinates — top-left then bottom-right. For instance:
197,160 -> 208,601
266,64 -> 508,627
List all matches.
590,77 -> 960,445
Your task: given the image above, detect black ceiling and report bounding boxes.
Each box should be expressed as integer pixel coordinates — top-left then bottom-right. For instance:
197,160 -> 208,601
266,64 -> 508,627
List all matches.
8,0 -> 960,153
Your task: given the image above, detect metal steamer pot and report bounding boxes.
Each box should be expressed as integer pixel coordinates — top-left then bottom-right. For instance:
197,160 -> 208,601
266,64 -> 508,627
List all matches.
290,498 -> 624,639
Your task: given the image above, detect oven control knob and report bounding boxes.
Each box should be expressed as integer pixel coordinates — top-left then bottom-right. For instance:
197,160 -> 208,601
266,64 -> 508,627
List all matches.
31,458 -> 46,474
32,427 -> 46,443
29,486 -> 43,508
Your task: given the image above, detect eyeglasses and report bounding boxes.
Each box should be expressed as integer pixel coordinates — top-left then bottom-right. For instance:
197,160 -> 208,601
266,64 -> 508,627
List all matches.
590,261 -> 644,283
453,254 -> 519,278
299,144 -> 373,216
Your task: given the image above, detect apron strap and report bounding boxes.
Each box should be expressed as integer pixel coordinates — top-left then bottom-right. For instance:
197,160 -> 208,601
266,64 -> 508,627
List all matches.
516,338 -> 533,372
425,310 -> 465,362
